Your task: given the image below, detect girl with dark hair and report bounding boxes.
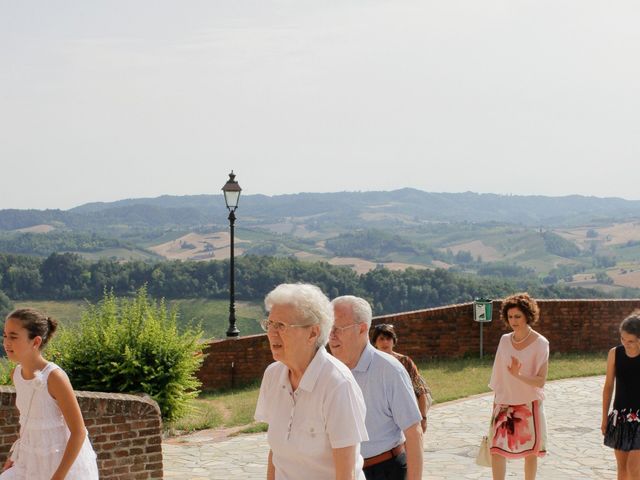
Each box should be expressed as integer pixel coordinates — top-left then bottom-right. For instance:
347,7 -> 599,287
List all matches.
602,310 -> 640,479
488,293 -> 549,480
1,308 -> 98,480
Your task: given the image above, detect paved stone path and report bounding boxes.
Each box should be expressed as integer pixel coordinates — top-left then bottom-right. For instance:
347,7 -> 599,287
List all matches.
163,376 -> 616,479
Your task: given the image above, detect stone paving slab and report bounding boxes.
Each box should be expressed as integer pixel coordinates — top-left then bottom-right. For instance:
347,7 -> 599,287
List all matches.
163,376 -> 616,479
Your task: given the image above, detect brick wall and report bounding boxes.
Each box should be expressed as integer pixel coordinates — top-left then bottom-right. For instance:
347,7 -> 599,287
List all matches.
372,299 -> 640,362
197,333 -> 272,391
0,387 -> 163,480
197,299 -> 640,390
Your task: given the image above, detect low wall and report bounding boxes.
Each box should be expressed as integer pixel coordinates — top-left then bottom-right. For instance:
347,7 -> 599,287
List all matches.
372,298 -> 640,362
198,333 -> 272,391
0,387 -> 163,480
197,299 -> 640,390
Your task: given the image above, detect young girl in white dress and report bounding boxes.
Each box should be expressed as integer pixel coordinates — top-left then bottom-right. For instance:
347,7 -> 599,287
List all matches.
1,308 -> 99,479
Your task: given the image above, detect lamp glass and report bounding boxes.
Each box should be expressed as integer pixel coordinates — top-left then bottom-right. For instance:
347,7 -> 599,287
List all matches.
223,190 -> 240,210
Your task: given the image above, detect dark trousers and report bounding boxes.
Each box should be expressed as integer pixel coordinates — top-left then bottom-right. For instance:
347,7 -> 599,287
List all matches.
363,452 -> 407,480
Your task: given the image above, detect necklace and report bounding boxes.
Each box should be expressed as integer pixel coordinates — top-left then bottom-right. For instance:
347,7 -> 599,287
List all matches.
512,327 -> 532,344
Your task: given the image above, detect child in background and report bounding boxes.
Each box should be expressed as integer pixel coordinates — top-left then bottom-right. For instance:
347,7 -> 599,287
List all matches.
1,308 -> 99,480
603,311 -> 640,479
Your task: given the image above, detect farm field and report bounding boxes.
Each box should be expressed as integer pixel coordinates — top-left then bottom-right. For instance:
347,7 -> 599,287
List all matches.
14,298 -> 264,340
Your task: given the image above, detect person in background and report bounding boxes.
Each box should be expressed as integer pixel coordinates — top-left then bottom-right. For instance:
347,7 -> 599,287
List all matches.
330,295 -> 423,480
488,293 -> 549,480
371,323 -> 432,433
254,283 -> 368,480
602,310 -> 640,480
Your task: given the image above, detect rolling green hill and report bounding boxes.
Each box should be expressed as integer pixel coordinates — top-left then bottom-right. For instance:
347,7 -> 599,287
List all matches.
2,190 -> 640,292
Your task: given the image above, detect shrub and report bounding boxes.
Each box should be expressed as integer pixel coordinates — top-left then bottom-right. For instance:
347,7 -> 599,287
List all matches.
48,287 -> 204,420
0,358 -> 14,385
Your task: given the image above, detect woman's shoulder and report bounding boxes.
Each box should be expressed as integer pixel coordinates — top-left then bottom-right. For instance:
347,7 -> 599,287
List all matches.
264,360 -> 285,376
533,332 -> 549,345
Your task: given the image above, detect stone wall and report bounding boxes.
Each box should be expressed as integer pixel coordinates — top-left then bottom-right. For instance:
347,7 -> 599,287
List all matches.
197,299 -> 640,390
0,387 -> 163,480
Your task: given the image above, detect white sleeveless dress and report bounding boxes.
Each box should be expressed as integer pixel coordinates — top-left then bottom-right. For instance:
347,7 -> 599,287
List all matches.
1,362 -> 99,479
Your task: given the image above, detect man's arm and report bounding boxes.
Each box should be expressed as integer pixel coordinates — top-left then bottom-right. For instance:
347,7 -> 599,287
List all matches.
403,421 -> 423,480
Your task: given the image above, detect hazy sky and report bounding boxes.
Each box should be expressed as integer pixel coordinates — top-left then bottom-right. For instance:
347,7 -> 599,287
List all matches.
1,0 -> 639,210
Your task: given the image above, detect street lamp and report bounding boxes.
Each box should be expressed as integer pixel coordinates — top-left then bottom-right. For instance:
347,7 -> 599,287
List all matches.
222,171 -> 242,337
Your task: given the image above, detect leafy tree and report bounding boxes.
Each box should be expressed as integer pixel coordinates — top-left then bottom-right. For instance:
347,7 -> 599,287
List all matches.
0,289 -> 13,357
40,253 -> 89,298
594,255 -> 616,268
541,231 -> 580,258
0,289 -> 13,320
595,271 -> 614,285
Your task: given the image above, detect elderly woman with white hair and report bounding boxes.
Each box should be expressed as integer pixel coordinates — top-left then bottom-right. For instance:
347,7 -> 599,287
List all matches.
254,283 -> 369,480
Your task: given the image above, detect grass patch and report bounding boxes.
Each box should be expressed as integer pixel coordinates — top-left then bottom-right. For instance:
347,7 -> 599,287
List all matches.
236,423 -> 269,435
166,382 -> 262,434
167,351 -> 608,436
419,351 -> 607,404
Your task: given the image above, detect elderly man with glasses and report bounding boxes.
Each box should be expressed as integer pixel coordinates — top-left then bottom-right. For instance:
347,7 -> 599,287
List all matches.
329,295 -> 423,480
254,284 -> 369,480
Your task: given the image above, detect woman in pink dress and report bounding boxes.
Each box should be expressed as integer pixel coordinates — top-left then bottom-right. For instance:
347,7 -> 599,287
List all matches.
488,293 -> 549,480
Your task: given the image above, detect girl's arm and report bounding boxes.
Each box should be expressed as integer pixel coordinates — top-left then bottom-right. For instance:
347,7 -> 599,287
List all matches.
417,392 -> 428,433
47,369 -> 87,480
332,445 -> 357,480
601,347 -> 616,435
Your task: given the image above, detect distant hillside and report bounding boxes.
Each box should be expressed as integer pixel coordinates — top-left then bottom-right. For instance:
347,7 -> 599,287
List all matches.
2,189 -> 640,232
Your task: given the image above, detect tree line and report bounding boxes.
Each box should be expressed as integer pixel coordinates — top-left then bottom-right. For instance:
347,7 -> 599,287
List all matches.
0,252 -> 608,316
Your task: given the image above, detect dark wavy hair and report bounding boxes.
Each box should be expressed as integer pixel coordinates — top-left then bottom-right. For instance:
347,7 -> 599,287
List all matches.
620,310 -> 640,338
5,308 -> 58,349
371,323 -> 398,346
500,293 -> 540,328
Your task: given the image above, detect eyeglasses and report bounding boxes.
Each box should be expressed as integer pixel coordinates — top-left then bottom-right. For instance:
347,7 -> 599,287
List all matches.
260,319 -> 311,333
330,323 -> 360,335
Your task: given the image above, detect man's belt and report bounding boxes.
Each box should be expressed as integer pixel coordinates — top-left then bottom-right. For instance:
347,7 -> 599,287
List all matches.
363,444 -> 405,469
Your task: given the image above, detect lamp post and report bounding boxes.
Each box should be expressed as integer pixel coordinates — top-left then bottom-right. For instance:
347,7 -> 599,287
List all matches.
222,171 -> 242,337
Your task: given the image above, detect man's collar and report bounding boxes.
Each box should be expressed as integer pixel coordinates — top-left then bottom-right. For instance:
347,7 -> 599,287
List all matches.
353,342 -> 375,372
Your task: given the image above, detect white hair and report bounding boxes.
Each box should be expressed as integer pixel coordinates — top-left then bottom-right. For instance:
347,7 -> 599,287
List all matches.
264,283 -> 334,348
331,295 -> 373,328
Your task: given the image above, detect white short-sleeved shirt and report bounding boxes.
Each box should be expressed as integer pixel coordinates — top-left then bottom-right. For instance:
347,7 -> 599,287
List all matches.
489,333 -> 550,405
352,343 -> 422,459
255,347 -> 368,480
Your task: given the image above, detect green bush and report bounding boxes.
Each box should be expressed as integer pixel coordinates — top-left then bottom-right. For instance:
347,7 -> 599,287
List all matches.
48,287 -> 204,421
0,358 -> 14,385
